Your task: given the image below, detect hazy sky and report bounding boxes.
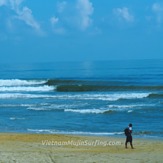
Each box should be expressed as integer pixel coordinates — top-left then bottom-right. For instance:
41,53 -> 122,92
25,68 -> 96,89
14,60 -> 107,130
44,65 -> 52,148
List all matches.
0,0 -> 163,63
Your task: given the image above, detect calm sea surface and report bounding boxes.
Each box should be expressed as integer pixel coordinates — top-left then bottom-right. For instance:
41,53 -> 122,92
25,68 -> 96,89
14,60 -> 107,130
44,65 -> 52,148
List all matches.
0,60 -> 163,138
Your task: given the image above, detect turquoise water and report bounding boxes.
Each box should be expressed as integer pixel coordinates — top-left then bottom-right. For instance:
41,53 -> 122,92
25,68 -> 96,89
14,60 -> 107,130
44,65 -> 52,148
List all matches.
0,60 -> 163,138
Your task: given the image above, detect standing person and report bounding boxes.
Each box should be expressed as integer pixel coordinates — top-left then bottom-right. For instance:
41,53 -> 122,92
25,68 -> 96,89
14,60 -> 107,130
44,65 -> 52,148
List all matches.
125,123 -> 134,149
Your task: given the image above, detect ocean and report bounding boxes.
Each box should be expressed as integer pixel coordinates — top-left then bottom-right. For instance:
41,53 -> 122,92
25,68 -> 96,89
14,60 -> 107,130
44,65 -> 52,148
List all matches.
0,60 -> 163,138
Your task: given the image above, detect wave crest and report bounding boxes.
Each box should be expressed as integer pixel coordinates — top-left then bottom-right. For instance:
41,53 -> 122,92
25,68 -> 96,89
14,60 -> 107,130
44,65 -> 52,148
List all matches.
55,84 -> 163,92
0,85 -> 54,92
0,79 -> 46,86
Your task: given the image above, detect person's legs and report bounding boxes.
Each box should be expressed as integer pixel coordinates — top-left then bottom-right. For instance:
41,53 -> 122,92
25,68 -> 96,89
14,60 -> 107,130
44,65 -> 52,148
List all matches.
130,136 -> 134,149
125,137 -> 128,148
125,141 -> 127,148
130,142 -> 134,149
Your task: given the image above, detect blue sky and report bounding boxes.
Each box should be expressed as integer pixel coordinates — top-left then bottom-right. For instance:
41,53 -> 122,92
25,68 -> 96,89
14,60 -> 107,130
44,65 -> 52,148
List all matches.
0,0 -> 163,63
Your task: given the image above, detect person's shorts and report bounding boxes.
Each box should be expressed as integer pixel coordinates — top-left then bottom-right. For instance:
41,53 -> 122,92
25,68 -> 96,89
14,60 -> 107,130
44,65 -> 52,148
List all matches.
126,135 -> 132,143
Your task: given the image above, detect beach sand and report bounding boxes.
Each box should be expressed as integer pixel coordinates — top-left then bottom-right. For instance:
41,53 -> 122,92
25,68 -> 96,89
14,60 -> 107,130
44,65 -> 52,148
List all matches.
0,133 -> 162,163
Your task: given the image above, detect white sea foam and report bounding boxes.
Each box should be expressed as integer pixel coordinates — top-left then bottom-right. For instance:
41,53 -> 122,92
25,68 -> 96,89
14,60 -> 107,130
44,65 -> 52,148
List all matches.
27,104 -> 79,111
48,103 -> 88,109
64,108 -> 134,114
0,104 -> 20,107
78,93 -> 150,101
64,109 -> 108,114
48,93 -> 150,101
0,104 -> 38,108
0,85 -> 54,92
0,79 -> 46,86
53,93 -> 149,101
10,117 -> 25,120
27,107 -> 52,111
0,93 -> 51,99
108,104 -> 138,108
64,104 -> 144,114
0,92 -> 150,100
20,104 -> 37,107
27,129 -> 123,136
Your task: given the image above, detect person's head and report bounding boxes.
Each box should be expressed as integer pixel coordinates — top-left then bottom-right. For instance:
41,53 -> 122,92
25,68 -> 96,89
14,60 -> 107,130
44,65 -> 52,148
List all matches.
129,123 -> 132,127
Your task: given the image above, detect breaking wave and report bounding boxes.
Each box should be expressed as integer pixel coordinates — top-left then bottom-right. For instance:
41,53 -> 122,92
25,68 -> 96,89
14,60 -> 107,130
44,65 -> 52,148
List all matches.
147,93 -> 163,98
0,93 -> 51,99
55,84 -> 163,92
0,79 -> 46,86
0,85 -> 54,92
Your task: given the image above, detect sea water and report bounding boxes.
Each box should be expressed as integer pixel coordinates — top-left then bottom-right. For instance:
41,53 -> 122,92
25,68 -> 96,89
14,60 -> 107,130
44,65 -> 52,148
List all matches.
0,60 -> 163,138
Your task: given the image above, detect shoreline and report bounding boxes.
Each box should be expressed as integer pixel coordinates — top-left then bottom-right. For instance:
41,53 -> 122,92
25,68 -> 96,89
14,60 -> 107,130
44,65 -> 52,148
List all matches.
1,131 -> 163,140
0,133 -> 163,162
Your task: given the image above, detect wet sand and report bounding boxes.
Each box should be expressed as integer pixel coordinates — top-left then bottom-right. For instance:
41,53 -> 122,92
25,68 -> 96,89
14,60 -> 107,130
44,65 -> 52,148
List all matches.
0,133 -> 162,163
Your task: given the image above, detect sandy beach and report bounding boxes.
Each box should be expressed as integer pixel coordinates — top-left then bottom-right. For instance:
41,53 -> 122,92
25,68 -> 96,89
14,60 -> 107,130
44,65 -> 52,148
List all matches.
0,133 -> 162,163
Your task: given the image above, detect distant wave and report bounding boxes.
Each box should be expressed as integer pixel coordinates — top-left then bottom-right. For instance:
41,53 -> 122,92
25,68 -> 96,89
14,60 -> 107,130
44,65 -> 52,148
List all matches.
0,79 -> 46,86
1,79 -> 163,92
147,93 -> 163,98
44,79 -> 163,92
55,85 -> 163,92
2,79 -> 163,93
45,79 -> 81,86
